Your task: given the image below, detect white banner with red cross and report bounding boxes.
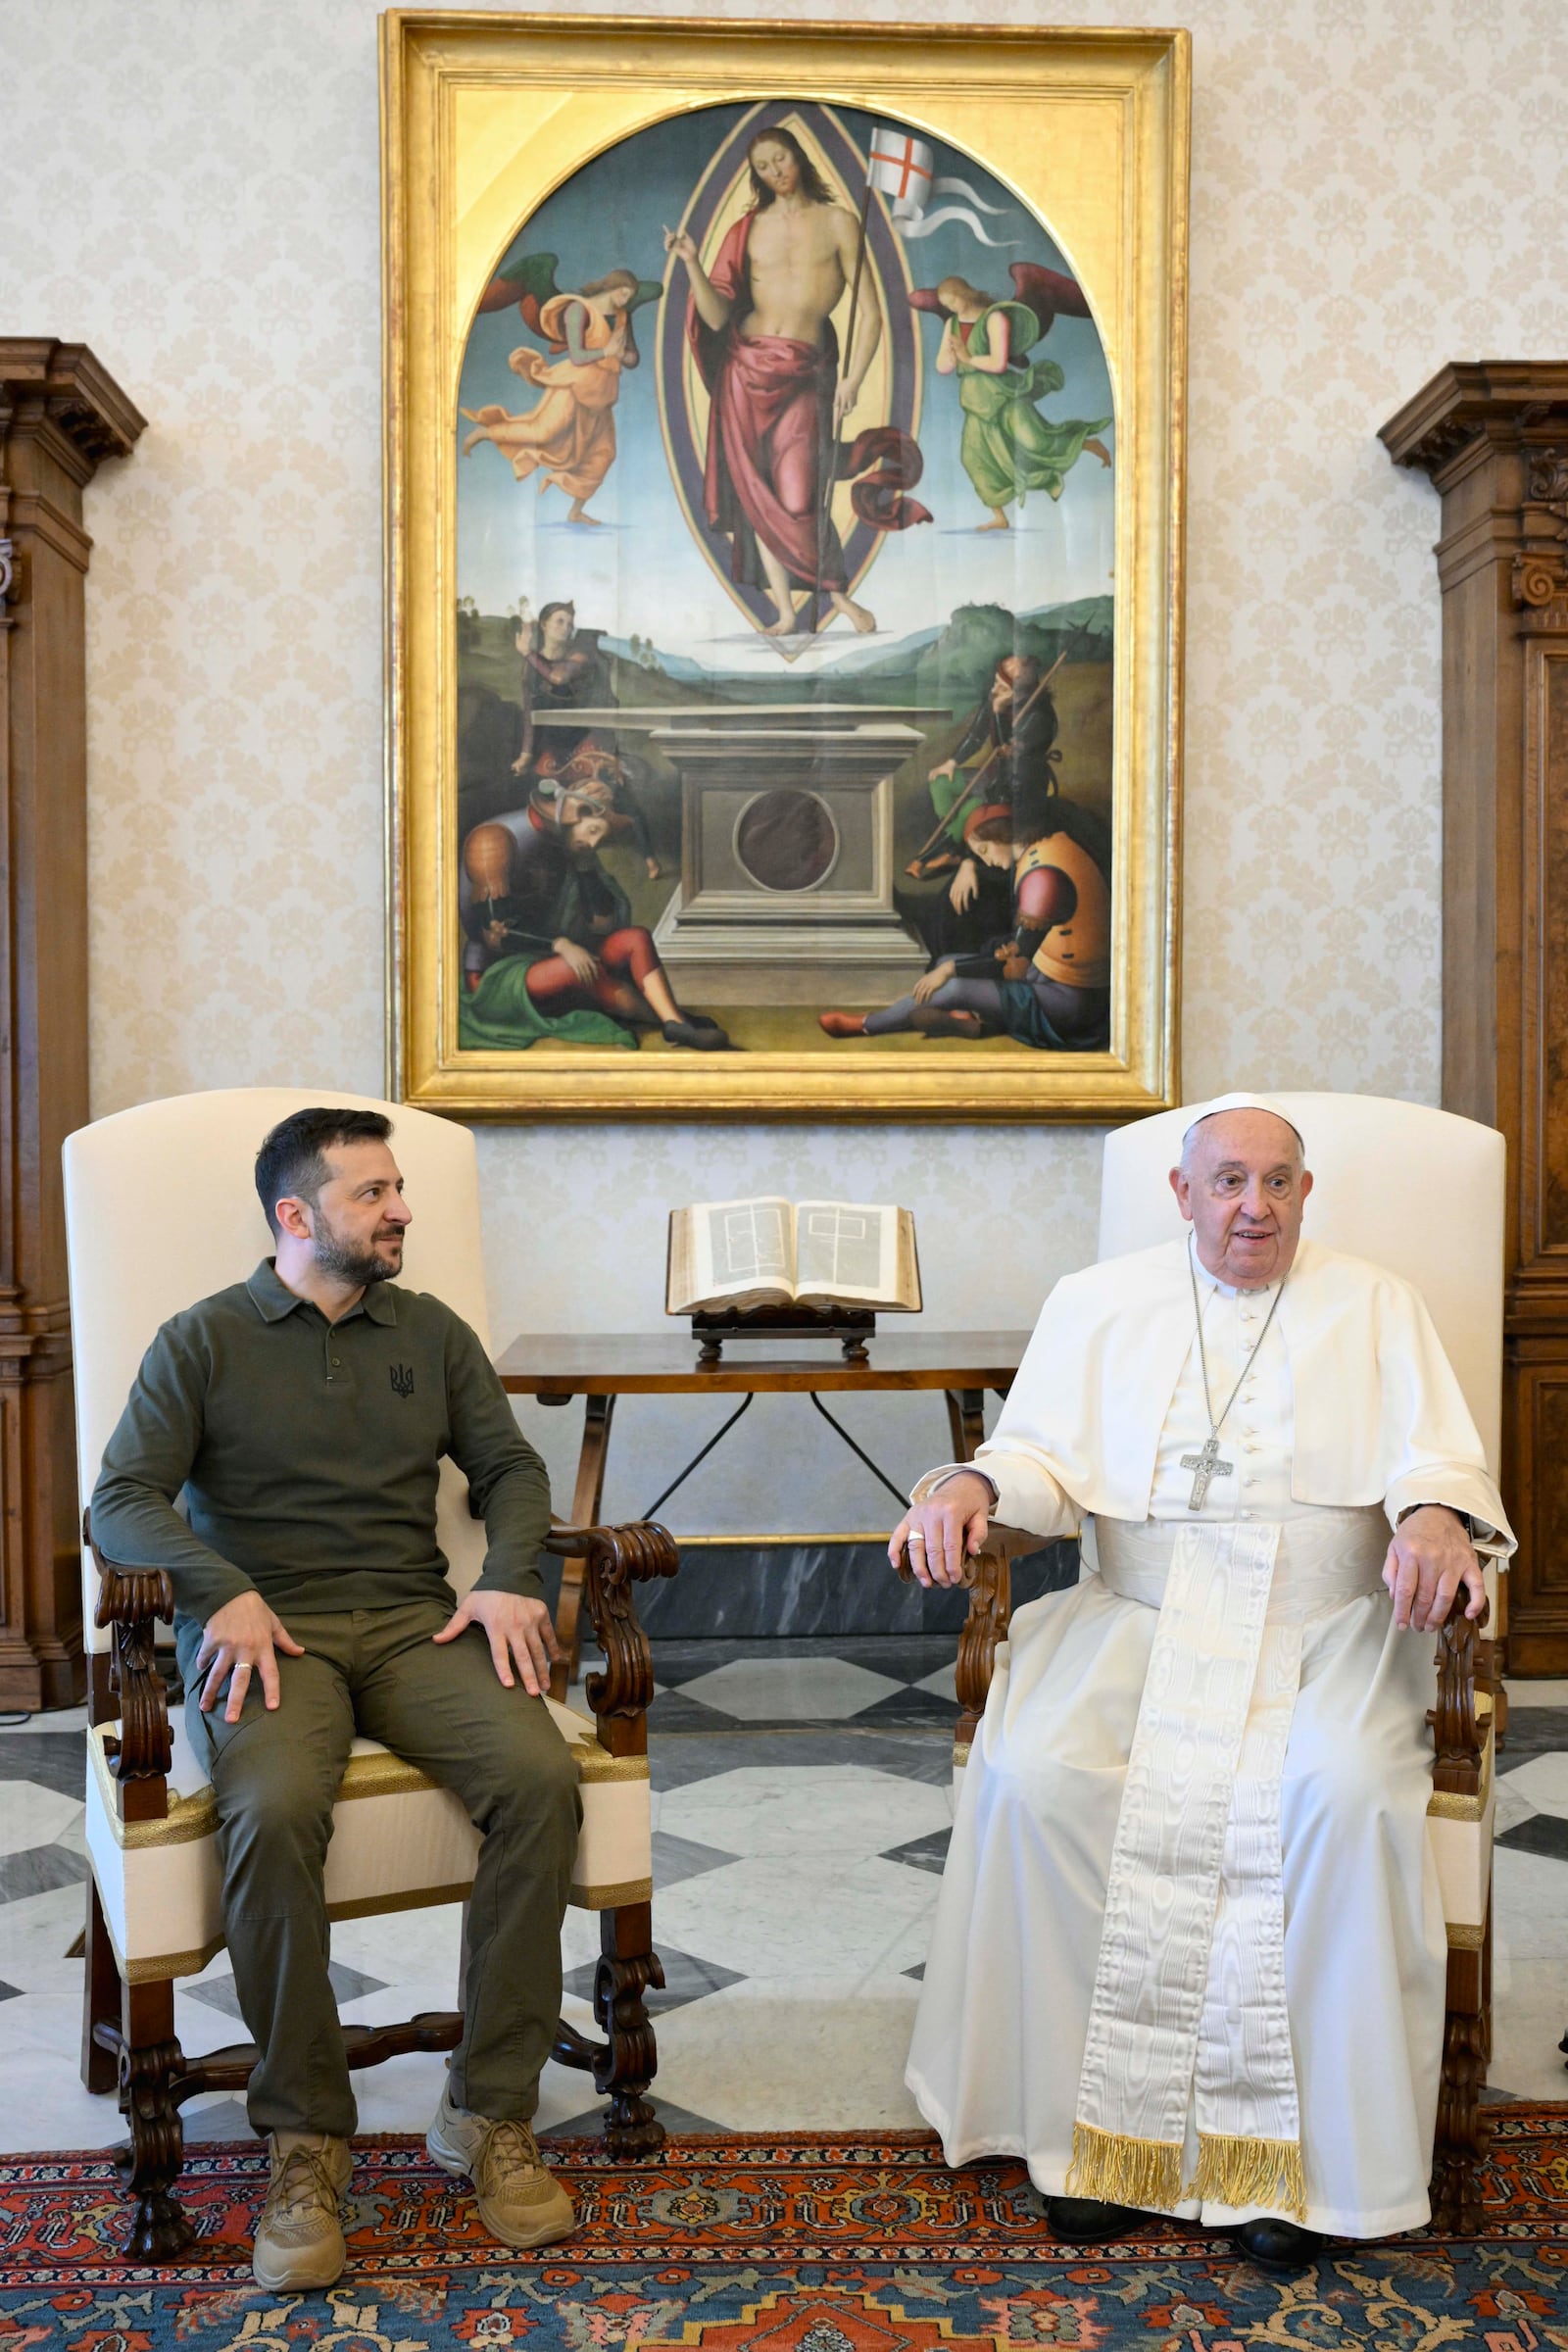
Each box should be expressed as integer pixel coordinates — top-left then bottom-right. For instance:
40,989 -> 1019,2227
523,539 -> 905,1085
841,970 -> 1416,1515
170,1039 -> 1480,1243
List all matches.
866,126 -> 1019,247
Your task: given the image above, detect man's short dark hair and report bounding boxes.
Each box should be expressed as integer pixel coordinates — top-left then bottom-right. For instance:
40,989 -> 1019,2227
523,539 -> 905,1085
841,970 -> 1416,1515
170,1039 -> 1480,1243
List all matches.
255,1108 -> 393,1240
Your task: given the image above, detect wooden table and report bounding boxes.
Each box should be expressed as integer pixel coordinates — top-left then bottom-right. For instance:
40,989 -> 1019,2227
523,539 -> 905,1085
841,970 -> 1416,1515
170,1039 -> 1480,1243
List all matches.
497,1329 -> 1032,1694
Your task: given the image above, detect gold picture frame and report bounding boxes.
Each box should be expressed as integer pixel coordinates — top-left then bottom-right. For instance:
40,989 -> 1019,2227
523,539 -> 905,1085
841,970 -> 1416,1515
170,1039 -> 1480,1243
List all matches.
383,10 -> 1188,1120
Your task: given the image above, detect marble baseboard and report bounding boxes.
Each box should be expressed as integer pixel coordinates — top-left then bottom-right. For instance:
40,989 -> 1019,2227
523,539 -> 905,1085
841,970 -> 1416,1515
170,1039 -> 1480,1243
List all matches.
539,1540 -> 1080,1637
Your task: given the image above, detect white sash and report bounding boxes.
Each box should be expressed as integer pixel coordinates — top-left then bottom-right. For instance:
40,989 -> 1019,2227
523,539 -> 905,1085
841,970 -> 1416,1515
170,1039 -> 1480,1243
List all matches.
1065,1508 -> 1387,2218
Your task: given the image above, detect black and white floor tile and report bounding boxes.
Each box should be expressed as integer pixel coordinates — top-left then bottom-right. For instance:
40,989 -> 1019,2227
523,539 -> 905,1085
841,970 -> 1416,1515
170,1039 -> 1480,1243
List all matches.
0,1647 -> 1563,2152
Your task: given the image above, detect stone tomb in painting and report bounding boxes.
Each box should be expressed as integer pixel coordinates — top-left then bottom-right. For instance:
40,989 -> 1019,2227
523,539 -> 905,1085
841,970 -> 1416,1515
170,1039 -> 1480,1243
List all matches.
542,704 -> 943,1006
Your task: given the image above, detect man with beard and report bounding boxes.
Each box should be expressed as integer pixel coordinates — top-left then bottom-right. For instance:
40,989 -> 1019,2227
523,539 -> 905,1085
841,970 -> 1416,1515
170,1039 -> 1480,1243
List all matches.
90,1109 -> 579,2286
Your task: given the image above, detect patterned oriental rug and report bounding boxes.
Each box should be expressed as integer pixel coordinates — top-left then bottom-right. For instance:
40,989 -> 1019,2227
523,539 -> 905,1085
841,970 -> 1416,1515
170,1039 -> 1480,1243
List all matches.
2,2122 -> 1566,2349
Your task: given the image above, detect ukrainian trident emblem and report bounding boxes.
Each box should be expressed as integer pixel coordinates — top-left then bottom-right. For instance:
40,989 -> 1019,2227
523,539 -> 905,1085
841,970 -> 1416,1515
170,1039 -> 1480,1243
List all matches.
389,1363 -> 416,1398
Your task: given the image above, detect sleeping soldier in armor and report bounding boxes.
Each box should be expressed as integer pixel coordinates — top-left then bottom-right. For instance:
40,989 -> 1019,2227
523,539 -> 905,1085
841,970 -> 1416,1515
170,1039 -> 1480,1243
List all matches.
458,787 -> 728,1054
824,795 -> 1110,1052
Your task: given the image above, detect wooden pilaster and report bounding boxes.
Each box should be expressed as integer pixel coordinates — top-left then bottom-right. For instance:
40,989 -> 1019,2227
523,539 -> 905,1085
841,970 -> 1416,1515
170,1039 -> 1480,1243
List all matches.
1382,362 -> 1568,1676
0,340 -> 144,1708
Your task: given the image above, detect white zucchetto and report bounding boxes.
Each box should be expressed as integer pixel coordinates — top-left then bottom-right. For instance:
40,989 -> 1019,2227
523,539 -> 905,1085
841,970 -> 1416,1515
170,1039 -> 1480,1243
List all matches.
1180,1091 -> 1304,1151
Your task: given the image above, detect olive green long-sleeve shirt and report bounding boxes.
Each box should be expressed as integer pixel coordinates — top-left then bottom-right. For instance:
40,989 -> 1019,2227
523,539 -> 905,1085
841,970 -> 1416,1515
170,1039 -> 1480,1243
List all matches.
90,1261 -> 553,1623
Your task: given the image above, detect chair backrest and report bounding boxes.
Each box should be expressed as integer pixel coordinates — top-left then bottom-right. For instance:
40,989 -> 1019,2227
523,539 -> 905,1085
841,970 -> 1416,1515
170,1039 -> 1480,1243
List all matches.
64,1087 -> 494,1651
1098,1092 -> 1505,1472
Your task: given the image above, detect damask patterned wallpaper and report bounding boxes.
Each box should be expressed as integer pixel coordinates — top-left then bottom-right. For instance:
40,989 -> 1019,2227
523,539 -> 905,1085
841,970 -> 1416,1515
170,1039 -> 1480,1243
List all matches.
3,0 -> 1566,1527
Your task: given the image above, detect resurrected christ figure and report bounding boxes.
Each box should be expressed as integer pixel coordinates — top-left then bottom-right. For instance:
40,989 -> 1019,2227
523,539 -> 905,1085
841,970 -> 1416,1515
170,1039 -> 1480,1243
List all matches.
665,126 -> 883,637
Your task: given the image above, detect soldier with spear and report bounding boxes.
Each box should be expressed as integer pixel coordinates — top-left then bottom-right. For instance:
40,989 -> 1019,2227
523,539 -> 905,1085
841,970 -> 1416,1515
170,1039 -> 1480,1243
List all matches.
898,628 -> 1092,965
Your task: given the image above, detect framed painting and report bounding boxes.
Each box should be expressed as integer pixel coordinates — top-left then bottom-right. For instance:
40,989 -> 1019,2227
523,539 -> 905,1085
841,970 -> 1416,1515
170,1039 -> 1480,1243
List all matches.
383,11 -> 1188,1119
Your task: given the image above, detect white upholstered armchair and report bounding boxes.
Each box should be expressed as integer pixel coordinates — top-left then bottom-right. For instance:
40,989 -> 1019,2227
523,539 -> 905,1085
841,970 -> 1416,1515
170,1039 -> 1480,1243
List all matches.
912,1093 -> 1504,2231
65,1088 -> 677,2258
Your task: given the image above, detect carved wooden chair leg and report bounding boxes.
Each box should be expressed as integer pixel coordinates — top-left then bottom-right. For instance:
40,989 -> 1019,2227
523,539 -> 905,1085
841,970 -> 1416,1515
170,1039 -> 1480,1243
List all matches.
81,1880 -> 122,2095
113,1979 -> 195,2260
552,1518 -> 678,2158
1430,1926 -> 1488,2234
592,1900 -> 665,2158
1427,1611 -> 1489,2232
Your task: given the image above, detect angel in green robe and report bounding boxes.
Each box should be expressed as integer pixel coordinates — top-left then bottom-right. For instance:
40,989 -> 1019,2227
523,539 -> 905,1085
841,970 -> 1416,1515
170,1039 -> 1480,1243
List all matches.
920,266 -> 1112,532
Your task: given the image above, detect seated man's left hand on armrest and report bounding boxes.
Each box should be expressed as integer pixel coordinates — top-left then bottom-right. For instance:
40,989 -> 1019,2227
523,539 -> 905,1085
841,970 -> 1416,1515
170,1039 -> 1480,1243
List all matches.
1383,1503 -> 1486,1633
891,1471 -> 993,1591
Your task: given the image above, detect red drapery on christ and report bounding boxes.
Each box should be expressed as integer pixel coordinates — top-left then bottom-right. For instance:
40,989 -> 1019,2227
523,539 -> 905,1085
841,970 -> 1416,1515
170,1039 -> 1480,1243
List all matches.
685,213 -> 928,597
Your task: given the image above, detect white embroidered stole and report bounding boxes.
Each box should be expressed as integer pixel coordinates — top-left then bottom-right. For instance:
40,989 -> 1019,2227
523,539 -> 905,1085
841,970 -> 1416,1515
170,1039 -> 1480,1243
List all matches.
1066,1521 -> 1307,2219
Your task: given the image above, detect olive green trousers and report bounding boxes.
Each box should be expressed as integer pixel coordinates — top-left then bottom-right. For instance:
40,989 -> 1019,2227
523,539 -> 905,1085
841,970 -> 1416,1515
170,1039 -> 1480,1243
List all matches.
175,1597 -> 580,2138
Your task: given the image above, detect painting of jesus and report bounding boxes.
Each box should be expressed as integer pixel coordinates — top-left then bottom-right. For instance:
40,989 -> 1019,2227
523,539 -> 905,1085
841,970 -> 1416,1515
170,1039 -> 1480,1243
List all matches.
387,15 -> 1187,1118
668,122 -> 924,637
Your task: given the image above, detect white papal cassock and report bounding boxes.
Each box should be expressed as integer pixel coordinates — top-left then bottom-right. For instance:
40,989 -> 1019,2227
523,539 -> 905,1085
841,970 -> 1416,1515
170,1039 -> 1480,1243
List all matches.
906,1233 -> 1513,2239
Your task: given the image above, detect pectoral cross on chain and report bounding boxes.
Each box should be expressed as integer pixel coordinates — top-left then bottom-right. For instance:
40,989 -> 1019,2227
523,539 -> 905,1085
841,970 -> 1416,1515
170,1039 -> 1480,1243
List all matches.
1181,1432 -> 1233,1510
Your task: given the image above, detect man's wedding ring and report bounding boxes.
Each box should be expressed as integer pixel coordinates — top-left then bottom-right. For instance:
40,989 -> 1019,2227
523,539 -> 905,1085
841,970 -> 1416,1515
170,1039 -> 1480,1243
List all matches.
908,1531 -> 926,1543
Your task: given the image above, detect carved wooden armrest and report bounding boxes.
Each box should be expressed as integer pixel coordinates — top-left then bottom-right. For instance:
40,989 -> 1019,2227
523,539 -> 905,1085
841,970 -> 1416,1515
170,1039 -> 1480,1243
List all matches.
540,1521 -> 678,1755
1429,1609 -> 1494,1800
82,1509 -> 174,1809
895,1523 -> 1040,1745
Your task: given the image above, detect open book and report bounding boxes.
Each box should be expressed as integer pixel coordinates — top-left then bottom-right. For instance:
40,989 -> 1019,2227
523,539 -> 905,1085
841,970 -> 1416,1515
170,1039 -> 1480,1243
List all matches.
666,1198 -> 921,1316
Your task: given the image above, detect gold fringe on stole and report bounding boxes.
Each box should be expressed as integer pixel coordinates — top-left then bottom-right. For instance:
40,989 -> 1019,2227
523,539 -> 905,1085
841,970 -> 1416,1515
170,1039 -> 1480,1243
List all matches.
1184,2132 -> 1307,2223
1065,2122 -> 1184,2213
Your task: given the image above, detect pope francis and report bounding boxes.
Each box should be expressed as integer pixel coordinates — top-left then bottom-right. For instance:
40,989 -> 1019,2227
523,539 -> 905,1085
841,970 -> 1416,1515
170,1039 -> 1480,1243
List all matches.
892,1095 -> 1513,2272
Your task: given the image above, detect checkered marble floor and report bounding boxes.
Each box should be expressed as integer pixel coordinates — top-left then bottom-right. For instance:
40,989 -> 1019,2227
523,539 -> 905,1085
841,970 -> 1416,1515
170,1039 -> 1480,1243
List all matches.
0,1646 -> 1564,2153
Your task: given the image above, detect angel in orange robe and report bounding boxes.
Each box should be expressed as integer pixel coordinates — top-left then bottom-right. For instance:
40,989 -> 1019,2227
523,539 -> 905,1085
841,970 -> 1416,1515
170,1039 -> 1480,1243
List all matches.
462,256 -> 659,526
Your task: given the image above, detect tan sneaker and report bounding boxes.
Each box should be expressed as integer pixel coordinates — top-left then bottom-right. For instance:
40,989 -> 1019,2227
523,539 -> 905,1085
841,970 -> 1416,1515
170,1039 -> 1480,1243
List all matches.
253,2132 -> 353,2290
426,2081 -> 574,2249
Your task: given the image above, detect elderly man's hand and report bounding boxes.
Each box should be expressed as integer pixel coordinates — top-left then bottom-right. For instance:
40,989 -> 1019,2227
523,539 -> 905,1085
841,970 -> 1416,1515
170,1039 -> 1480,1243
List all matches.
433,1589 -> 564,1695
891,1472 -> 992,1590
1383,1505 -> 1487,1633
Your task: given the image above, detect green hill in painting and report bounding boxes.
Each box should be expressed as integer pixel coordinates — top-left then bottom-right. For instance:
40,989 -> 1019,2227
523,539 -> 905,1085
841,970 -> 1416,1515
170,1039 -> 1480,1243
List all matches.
824,594 -> 1114,710
457,612 -> 729,710
458,593 -> 1112,715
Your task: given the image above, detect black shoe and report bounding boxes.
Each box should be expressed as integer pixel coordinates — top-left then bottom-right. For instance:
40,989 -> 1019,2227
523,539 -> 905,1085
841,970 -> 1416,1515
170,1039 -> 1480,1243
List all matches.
1043,2194 -> 1141,2242
662,1011 -> 738,1049
661,1018 -> 734,1052
1233,2217 -> 1324,2272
